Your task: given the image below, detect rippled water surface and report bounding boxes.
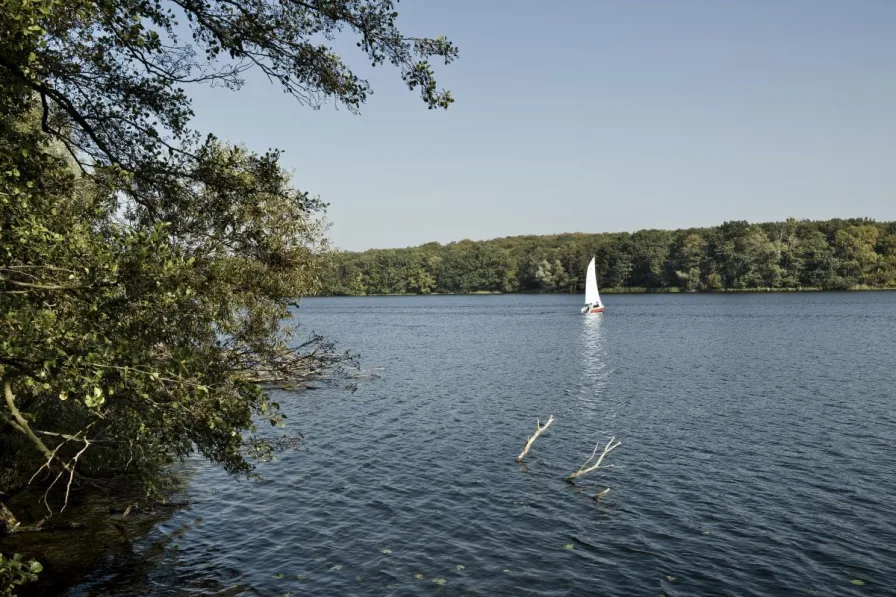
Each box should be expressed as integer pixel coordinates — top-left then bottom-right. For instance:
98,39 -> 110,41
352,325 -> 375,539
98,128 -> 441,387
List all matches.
72,293 -> 896,596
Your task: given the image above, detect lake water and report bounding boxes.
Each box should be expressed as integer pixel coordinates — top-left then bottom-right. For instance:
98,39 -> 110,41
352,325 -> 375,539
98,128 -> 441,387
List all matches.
69,293 -> 896,596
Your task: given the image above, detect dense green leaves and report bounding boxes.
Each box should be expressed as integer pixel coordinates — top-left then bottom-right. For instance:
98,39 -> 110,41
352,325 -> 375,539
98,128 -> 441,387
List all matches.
0,104 -> 345,494
320,219 -> 896,295
1,0 -> 454,506
0,2 -> 454,593
0,553 -> 41,597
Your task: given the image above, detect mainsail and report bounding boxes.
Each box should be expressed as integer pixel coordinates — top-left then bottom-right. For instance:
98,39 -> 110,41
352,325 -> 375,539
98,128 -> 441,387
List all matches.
584,257 -> 602,307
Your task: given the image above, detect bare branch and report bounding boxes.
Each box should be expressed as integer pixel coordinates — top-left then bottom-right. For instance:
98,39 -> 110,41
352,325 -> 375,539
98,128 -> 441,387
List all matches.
0,275 -> 91,292
515,414 -> 555,463
62,439 -> 91,511
567,437 -> 621,482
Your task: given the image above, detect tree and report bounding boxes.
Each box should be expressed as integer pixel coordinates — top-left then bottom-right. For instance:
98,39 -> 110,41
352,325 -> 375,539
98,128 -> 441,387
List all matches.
712,221 -> 753,289
606,248 -> 633,288
799,230 -> 841,288
741,227 -> 782,288
672,232 -> 706,292
0,0 -> 457,211
1,0 -> 457,537
774,218 -> 803,287
876,234 -> 896,287
534,258 -> 564,291
1,123 -> 345,497
629,229 -> 672,288
834,226 -> 879,284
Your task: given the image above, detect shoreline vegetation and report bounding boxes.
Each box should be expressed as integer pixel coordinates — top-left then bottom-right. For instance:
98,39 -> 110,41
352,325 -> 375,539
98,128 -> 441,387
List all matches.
312,285 -> 896,297
1,0 -> 458,593
318,218 -> 896,297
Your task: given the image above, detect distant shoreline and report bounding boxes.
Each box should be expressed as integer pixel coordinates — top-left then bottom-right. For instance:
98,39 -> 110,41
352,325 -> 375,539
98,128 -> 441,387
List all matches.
321,219 -> 896,297
314,286 -> 896,297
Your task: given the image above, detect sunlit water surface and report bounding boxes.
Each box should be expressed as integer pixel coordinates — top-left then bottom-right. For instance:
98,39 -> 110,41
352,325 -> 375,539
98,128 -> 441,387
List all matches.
70,293 -> 896,596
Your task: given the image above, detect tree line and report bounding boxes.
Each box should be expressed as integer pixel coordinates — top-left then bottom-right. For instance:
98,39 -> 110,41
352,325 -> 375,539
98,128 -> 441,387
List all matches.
319,218 -> 896,295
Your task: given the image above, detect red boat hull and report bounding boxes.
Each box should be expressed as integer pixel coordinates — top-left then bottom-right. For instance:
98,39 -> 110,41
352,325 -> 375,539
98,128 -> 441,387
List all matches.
587,307 -> 605,314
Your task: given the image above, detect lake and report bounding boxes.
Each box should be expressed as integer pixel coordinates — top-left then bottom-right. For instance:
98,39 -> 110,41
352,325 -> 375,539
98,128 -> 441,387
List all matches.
68,293 -> 896,596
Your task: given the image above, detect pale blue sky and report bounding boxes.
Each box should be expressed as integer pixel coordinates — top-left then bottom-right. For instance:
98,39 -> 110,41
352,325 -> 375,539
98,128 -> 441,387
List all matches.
188,0 -> 896,251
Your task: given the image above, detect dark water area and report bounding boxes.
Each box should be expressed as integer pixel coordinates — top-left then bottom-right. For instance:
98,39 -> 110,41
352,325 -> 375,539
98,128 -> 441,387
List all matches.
60,293 -> 896,596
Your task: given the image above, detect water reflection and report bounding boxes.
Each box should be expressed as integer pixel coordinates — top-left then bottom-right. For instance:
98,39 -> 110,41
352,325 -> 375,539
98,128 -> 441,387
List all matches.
577,314 -> 610,408
65,515 -> 254,597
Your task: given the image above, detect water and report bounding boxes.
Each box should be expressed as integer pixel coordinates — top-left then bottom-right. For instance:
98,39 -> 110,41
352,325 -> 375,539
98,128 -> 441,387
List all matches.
69,293 -> 896,596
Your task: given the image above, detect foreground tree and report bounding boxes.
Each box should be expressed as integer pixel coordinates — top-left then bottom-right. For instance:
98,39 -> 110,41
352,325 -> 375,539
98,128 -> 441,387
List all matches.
0,0 -> 456,207
0,0 -> 457,547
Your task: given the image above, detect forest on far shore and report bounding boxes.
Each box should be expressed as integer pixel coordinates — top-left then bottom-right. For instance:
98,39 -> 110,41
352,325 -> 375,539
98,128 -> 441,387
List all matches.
319,218 -> 896,295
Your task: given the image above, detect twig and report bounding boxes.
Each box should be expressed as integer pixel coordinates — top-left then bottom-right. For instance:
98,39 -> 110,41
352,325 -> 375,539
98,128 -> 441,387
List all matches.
566,436 -> 621,482
515,415 -> 555,462
3,380 -> 98,512
28,440 -> 66,486
62,439 -> 91,512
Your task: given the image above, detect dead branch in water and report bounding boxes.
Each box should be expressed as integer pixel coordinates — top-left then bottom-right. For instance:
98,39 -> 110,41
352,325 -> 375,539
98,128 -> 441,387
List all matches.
566,436 -> 621,482
515,415 -> 555,462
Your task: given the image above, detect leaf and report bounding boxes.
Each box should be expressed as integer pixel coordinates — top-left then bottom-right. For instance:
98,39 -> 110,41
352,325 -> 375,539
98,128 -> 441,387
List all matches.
564,544 -> 574,550
455,564 -> 464,571
432,578 -> 446,586
851,579 -> 865,586
381,548 -> 392,554
415,573 -> 424,579
328,564 -> 342,572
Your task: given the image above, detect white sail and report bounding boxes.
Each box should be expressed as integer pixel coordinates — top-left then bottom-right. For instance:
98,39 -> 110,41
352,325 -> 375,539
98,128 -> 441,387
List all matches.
584,257 -> 602,307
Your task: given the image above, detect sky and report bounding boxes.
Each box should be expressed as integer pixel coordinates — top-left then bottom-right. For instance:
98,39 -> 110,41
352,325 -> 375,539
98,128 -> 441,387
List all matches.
187,0 -> 896,251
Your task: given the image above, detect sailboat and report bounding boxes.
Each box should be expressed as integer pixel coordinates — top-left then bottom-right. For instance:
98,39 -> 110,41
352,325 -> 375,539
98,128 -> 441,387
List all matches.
581,256 -> 605,314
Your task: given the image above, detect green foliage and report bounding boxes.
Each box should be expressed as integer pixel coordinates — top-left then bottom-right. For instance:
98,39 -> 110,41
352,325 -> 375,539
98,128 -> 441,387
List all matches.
0,0 -> 456,208
320,220 -> 896,295
0,553 -> 41,597
1,101 -> 344,492
1,0 -> 455,498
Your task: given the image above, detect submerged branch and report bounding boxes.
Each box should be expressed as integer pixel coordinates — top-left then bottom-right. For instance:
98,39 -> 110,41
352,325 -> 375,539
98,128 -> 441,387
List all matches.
566,436 -> 621,482
515,414 -> 555,463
